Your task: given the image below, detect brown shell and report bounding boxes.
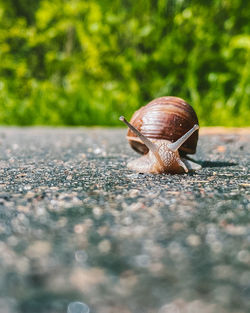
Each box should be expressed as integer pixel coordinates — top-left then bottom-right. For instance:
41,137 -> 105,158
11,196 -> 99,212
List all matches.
127,96 -> 199,155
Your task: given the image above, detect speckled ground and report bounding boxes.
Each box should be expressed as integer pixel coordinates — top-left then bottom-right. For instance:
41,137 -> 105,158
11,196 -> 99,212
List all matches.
0,127 -> 249,313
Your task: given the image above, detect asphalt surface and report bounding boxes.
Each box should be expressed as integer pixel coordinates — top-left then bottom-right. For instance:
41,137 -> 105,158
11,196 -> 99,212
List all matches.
0,127 -> 249,313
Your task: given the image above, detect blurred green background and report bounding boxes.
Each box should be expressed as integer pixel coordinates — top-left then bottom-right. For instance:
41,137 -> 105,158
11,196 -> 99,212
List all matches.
0,0 -> 249,126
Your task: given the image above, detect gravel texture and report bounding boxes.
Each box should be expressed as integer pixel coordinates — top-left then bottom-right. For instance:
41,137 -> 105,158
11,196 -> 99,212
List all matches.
0,127 -> 249,313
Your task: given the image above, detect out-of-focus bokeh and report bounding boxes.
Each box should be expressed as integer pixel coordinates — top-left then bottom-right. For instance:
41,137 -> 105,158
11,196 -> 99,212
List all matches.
0,0 -> 249,126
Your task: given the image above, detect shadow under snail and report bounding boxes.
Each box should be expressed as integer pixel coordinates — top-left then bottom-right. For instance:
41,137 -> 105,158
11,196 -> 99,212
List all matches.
119,96 -> 201,174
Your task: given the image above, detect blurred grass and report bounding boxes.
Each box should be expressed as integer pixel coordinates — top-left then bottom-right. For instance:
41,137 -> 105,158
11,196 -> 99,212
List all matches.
0,0 -> 249,126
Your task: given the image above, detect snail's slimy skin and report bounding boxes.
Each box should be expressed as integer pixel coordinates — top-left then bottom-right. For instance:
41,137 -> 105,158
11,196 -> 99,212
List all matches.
120,116 -> 201,175
127,139 -> 188,174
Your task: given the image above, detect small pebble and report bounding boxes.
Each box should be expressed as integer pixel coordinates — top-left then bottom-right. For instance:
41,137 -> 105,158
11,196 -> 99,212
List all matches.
67,302 -> 89,313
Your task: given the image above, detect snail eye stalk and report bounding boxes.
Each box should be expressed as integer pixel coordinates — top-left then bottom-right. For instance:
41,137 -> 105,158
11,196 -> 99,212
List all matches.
119,116 -> 165,168
167,124 -> 199,152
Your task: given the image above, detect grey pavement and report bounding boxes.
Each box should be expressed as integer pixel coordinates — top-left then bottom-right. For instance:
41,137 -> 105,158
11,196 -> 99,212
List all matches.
0,127 -> 249,313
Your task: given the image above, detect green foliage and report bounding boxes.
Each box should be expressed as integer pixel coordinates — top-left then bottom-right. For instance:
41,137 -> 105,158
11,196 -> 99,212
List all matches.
0,0 -> 249,126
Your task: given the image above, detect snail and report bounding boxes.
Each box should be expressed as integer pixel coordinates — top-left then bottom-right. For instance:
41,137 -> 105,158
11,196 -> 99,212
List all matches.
119,96 -> 201,174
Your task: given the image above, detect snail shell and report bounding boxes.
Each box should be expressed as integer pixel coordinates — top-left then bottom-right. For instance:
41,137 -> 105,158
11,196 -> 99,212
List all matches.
127,96 -> 199,156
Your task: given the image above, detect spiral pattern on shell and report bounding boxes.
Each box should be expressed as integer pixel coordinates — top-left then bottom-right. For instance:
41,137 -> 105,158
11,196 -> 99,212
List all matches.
127,96 -> 199,155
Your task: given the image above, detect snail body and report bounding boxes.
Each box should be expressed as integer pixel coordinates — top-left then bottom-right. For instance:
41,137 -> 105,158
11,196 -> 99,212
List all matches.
120,96 -> 201,174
